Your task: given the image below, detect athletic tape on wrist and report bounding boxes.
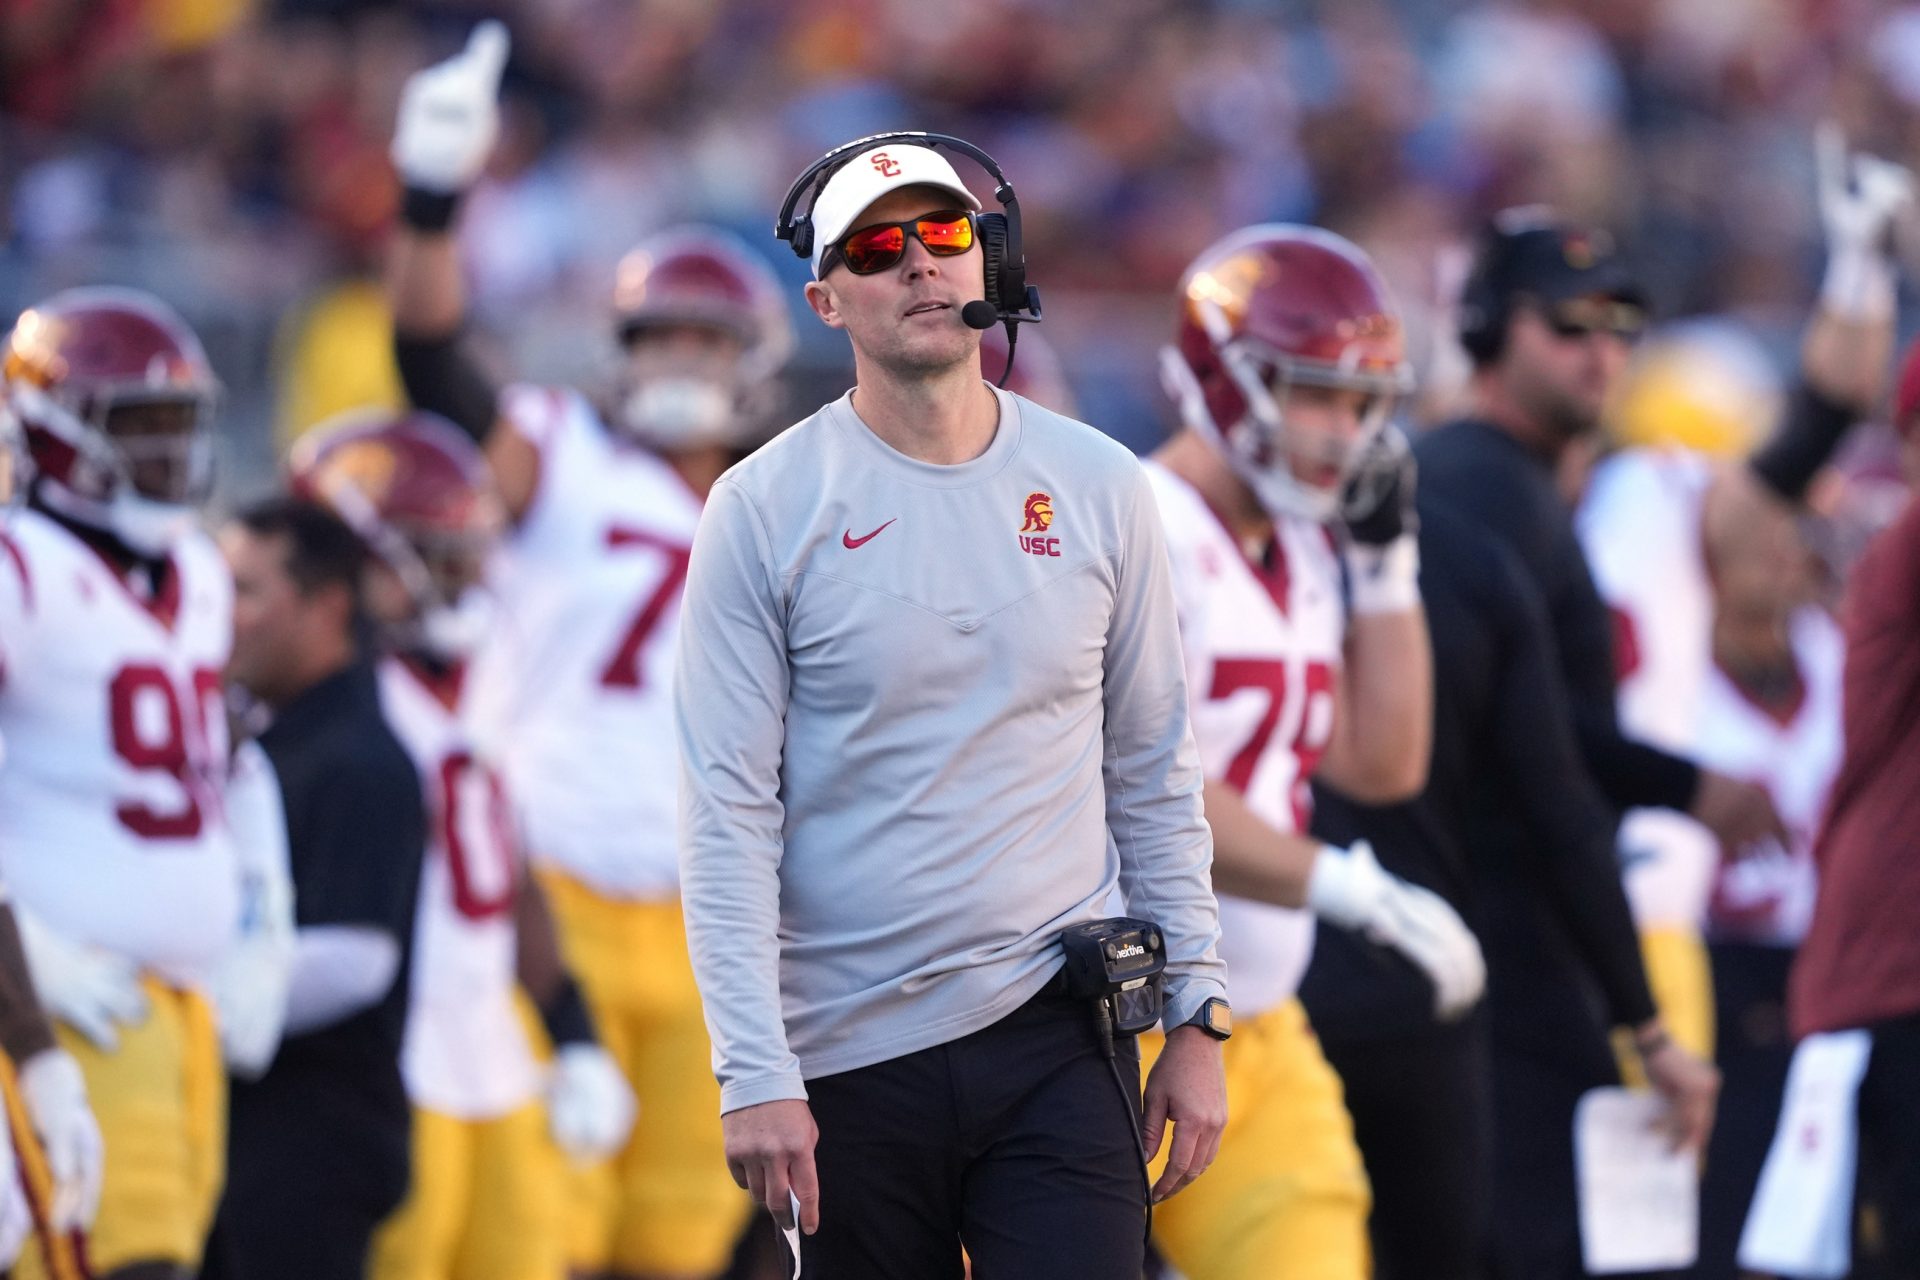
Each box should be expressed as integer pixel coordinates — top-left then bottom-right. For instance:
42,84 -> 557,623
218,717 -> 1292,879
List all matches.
538,974 -> 597,1047
401,187 -> 463,233
1820,243 -> 1896,322
1345,535 -> 1421,615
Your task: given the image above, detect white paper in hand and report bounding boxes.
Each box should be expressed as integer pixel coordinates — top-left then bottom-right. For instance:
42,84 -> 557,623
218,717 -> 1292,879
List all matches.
1738,1029 -> 1872,1279
1574,1087 -> 1699,1274
783,1190 -> 803,1280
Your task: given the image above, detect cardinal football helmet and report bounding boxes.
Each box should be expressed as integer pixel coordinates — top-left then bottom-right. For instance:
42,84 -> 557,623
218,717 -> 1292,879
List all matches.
289,410 -> 501,659
610,227 -> 792,450
0,400 -> 28,513
1162,225 -> 1412,522
3,287 -> 218,555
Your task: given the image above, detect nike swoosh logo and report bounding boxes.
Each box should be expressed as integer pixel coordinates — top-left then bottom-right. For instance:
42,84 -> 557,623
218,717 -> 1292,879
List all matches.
842,519 -> 897,549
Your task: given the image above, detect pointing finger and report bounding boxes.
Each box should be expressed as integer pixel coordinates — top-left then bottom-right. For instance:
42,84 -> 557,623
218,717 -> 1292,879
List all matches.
462,20 -> 510,89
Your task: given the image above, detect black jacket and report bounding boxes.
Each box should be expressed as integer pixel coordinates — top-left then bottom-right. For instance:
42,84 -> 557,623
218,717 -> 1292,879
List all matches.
1302,503 -> 1654,1072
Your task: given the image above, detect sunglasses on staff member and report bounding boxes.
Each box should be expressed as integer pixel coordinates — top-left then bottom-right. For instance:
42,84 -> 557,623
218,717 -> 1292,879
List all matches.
822,210 -> 977,276
1537,294 -> 1648,343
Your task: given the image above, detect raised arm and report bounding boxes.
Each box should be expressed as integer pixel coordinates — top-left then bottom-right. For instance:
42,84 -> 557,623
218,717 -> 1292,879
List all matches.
1319,428 -> 1432,803
1747,126 -> 1910,504
385,21 -> 541,520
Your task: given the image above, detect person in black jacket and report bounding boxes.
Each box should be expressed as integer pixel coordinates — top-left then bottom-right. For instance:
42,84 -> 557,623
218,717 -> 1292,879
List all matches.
203,499 -> 426,1280
1301,502 -> 1709,1280
1368,149 -> 1904,1279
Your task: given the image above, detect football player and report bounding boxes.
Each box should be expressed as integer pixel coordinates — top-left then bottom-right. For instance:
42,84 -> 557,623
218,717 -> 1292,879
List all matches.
0,406 -> 96,1274
1139,224 -> 1484,1278
383,24 -> 786,1279
289,410 -> 633,1280
1577,130 -> 1911,1075
1,288 -> 242,1280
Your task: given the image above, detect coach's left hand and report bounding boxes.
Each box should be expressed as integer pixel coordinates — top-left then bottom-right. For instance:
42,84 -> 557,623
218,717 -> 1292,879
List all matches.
1141,1025 -> 1227,1202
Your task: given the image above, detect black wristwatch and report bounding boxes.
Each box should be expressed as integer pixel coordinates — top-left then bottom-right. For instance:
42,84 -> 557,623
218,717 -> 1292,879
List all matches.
1185,997 -> 1233,1041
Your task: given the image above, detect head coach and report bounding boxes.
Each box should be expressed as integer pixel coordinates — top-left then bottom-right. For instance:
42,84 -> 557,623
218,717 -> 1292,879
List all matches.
672,133 -> 1229,1277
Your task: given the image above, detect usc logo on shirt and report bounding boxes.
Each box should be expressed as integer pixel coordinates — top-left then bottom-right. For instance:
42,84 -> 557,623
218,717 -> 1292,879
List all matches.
1018,491 -> 1060,557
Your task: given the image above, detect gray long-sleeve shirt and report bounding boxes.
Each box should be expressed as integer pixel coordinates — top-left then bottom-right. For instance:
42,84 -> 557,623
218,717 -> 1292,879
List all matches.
675,385 -> 1226,1114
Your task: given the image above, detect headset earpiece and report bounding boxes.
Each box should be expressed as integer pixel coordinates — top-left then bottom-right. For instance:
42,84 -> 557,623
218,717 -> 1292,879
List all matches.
1456,222 -> 1518,365
977,212 -> 1010,314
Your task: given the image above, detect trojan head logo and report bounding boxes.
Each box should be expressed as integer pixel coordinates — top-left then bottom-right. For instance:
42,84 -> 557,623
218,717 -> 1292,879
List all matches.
315,438 -> 397,508
1184,251 -> 1268,333
1561,228 -> 1611,271
1018,490 -> 1061,557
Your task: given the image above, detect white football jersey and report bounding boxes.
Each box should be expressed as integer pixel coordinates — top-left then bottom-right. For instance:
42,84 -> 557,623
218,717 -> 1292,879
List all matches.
1145,462 -> 1343,1017
1699,609 -> 1843,948
1578,448 -> 1720,929
379,657 -> 540,1120
0,511 -> 240,984
464,385 -> 702,899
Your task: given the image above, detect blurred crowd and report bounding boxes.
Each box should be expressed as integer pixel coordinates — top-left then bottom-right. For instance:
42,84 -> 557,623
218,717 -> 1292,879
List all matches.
8,2 -> 1920,1277
10,0 -> 1920,478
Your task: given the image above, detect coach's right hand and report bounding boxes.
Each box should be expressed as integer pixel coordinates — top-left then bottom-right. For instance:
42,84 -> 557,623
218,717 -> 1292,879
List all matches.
723,1098 -> 821,1235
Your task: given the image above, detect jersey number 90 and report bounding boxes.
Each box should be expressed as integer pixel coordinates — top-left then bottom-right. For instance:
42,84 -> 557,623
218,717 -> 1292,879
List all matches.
109,663 -> 225,840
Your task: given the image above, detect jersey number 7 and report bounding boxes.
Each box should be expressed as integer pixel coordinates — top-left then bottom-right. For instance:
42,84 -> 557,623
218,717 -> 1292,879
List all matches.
599,526 -> 692,691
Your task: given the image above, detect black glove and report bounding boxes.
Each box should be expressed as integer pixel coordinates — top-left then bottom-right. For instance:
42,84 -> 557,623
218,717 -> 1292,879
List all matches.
1341,425 -> 1418,547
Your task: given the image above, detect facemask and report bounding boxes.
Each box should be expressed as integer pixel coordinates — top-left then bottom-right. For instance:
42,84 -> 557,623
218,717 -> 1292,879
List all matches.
618,377 -> 733,448
414,588 -> 495,661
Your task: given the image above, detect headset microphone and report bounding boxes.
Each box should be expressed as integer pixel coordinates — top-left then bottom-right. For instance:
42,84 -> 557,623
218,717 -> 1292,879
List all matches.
961,300 -> 999,330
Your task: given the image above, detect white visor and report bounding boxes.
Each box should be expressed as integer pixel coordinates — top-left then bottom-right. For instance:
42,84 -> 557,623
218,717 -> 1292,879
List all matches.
810,144 -> 982,277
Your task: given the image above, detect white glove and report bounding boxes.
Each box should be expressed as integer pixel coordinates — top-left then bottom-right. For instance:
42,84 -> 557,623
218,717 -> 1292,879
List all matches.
546,1043 -> 635,1163
213,935 -> 294,1079
0,1121 -> 25,1270
17,1048 -> 104,1233
16,910 -> 148,1050
392,20 -> 510,194
1307,841 -> 1487,1020
1816,123 -> 1915,319
214,740 -> 297,1078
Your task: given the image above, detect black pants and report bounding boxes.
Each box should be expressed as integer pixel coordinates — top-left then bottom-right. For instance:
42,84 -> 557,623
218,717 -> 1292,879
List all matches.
202,1080 -> 410,1280
793,980 -> 1147,1279
1486,1040 -> 1619,1280
1693,943 -> 1795,1280
1856,1011 -> 1920,1279
1319,1016 -> 1493,1280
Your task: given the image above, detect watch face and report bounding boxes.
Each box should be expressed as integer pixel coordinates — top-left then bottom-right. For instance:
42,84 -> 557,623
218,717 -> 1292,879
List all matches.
1200,999 -> 1232,1038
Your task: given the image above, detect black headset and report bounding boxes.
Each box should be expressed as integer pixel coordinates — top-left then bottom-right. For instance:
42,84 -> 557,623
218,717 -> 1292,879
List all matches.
776,131 -> 1043,369
1455,217 -> 1527,366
